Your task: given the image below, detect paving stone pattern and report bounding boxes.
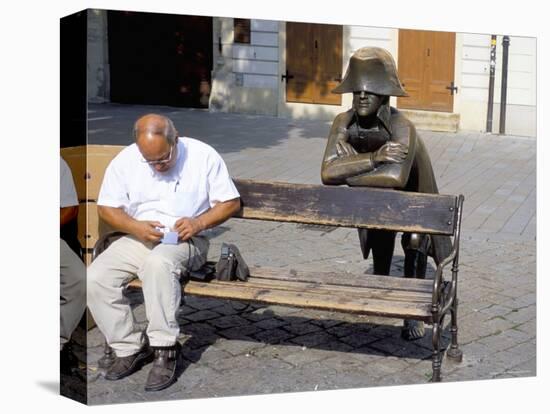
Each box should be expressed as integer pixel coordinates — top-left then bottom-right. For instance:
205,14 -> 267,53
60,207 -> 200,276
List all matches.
85,104 -> 535,404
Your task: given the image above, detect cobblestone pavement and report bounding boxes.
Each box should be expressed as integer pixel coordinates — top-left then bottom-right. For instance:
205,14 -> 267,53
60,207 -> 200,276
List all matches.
85,103 -> 536,404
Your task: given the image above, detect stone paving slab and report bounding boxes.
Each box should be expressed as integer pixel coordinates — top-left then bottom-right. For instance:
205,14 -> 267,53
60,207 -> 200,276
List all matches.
83,103 -> 536,404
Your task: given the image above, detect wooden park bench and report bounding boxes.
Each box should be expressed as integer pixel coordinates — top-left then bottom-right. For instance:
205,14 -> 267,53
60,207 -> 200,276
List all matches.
62,145 -> 465,382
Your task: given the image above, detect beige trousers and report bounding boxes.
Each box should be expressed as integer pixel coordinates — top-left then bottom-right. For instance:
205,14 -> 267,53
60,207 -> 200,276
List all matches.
60,239 -> 86,350
87,235 -> 209,357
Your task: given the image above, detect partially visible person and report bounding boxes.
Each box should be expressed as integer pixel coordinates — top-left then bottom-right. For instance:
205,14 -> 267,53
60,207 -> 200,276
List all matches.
60,156 -> 86,373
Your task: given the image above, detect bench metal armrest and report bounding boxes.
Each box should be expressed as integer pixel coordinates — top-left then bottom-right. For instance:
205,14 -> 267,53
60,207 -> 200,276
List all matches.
91,231 -> 128,262
431,195 -> 464,317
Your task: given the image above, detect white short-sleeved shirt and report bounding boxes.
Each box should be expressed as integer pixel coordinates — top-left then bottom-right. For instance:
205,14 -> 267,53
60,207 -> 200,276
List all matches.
60,157 -> 78,208
98,137 -> 240,230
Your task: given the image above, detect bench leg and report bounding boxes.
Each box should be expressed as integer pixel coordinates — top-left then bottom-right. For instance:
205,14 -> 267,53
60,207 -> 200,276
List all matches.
431,320 -> 442,382
447,298 -> 463,363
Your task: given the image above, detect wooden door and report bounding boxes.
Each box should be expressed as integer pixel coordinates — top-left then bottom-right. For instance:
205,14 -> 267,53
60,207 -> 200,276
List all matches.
108,11 -> 213,108
397,30 -> 456,112
286,23 -> 315,103
286,22 -> 342,105
173,15 -> 213,107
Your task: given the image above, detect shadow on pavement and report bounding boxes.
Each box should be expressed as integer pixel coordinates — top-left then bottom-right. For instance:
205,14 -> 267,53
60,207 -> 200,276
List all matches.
87,103 -> 332,154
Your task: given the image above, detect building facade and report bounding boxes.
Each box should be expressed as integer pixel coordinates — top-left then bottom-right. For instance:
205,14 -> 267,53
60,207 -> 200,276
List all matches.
87,11 -> 536,137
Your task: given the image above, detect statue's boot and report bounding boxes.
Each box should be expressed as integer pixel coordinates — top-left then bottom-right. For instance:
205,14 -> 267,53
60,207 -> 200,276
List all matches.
401,319 -> 425,341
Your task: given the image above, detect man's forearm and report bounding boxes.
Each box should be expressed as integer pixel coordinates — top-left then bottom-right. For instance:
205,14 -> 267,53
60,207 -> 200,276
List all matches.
196,198 -> 241,230
97,205 -> 140,235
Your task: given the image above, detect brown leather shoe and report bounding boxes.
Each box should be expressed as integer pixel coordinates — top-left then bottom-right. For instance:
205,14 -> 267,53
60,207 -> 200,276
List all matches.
144,343 -> 181,392
104,346 -> 154,381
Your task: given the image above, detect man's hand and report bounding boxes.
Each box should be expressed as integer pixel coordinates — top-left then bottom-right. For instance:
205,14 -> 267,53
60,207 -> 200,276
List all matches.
174,217 -> 205,241
131,221 -> 164,243
372,142 -> 408,164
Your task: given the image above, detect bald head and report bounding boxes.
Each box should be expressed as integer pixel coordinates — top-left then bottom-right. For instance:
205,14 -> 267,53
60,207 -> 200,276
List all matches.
133,114 -> 178,145
134,114 -> 179,173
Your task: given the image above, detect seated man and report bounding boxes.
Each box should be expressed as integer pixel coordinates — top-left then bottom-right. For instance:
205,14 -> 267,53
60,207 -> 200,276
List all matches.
60,156 -> 86,373
88,114 -> 241,392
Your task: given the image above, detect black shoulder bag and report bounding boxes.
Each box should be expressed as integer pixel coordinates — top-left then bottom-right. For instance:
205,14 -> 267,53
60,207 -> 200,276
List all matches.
215,243 -> 250,282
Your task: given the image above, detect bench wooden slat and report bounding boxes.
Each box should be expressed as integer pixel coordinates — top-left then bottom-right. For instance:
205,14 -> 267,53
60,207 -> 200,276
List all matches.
183,279 -> 432,321
61,147 -> 87,202
234,179 -> 457,235
231,278 -> 432,303
249,266 -> 434,293
62,145 -> 125,262
61,145 -> 125,202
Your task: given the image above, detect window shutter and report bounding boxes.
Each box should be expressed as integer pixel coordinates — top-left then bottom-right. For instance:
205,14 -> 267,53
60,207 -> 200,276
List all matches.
234,19 -> 251,44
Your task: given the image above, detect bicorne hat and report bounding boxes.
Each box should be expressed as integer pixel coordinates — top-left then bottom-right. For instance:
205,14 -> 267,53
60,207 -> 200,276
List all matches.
332,47 -> 408,96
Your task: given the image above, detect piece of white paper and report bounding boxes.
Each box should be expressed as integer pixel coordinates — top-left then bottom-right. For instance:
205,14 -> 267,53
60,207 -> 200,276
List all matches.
161,231 -> 179,245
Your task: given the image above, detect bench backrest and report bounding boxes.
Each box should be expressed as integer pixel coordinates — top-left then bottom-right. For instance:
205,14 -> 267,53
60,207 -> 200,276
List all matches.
234,179 -> 459,236
61,145 -> 460,264
61,145 -> 124,263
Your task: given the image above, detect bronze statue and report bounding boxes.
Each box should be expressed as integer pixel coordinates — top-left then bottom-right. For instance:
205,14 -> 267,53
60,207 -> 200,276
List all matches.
321,47 -> 451,340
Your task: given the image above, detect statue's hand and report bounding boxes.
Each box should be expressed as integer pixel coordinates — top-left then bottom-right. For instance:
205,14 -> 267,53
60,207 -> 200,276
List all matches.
372,142 -> 408,164
336,139 -> 358,157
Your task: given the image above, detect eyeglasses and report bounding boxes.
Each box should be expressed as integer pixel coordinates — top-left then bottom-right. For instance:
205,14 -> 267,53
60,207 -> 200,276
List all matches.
141,145 -> 175,166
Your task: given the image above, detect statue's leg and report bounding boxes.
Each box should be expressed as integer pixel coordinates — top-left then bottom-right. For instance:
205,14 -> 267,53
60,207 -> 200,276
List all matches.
416,252 -> 428,279
370,230 -> 396,276
403,247 -> 416,277
401,234 -> 427,340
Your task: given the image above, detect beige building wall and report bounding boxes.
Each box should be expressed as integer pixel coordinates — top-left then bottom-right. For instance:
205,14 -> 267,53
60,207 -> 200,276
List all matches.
455,33 -> 536,137
209,17 -> 279,116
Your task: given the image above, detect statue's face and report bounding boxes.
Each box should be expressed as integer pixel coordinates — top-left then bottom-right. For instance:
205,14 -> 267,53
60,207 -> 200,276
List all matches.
352,91 -> 384,117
